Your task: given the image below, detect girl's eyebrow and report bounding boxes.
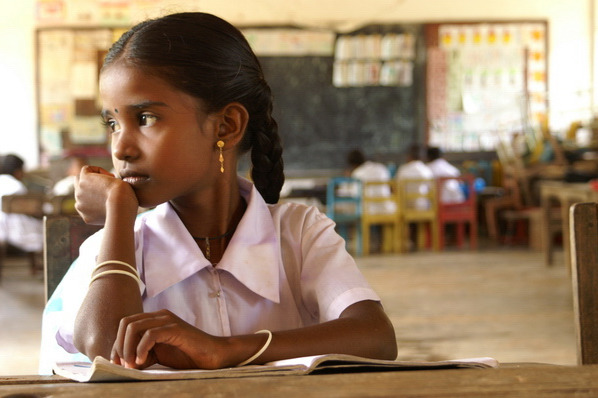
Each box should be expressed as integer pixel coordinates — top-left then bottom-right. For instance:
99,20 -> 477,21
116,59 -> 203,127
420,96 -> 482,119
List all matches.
101,101 -> 169,118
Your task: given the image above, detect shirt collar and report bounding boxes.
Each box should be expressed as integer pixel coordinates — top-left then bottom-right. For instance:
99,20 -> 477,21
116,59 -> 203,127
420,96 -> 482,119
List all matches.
140,177 -> 281,303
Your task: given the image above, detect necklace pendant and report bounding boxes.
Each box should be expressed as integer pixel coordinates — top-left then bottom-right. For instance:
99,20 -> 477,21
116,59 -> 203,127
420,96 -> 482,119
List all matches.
205,237 -> 210,260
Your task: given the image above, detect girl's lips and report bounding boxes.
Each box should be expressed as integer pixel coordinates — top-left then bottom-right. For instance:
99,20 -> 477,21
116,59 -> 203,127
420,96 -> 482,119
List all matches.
121,175 -> 149,186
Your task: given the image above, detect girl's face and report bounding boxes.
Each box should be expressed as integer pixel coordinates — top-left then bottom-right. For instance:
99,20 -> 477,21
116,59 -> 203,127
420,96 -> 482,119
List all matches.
99,63 -> 221,208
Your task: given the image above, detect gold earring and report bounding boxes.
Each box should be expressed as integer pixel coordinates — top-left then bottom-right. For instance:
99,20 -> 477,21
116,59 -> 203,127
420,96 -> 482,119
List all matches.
217,140 -> 225,173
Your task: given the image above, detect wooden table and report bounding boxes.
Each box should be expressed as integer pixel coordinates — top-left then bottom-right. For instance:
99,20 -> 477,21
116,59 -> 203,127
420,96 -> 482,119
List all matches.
2,365 -> 598,397
540,181 -> 598,268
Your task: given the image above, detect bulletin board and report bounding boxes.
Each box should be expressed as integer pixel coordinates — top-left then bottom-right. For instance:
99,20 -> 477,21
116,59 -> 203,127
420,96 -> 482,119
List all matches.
424,21 -> 548,153
36,27 -> 127,160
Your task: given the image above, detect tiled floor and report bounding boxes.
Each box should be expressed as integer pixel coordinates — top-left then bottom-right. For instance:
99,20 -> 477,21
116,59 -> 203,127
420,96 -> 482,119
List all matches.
0,246 -> 576,376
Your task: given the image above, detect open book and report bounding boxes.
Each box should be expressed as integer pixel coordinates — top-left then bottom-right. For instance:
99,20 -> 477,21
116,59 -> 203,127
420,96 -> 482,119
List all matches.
53,354 -> 499,382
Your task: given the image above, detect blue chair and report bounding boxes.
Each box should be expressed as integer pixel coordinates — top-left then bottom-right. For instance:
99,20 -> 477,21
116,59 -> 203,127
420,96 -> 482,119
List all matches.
326,177 -> 362,256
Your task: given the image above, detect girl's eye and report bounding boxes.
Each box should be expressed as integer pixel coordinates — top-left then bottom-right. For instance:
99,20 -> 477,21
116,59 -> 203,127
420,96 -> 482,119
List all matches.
103,119 -> 119,133
139,114 -> 158,127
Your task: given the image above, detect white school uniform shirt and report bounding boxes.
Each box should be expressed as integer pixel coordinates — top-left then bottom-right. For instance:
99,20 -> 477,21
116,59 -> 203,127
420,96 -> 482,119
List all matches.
39,177 -> 380,374
427,158 -> 466,204
52,175 -> 76,196
396,160 -> 434,210
0,174 -> 43,252
351,161 -> 397,215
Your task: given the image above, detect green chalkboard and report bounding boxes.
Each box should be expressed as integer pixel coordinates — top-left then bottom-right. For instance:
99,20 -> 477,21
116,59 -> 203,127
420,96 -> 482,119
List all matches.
258,24 -> 425,171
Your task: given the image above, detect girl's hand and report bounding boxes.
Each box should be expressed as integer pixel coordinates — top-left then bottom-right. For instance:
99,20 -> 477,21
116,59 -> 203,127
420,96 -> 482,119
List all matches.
75,165 -> 138,225
110,309 -> 226,370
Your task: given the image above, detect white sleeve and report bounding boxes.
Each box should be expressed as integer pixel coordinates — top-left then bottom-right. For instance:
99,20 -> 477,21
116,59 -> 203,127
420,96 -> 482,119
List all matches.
298,208 -> 381,322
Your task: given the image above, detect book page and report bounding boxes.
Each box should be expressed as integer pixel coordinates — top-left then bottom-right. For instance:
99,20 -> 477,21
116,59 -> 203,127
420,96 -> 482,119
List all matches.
54,354 -> 499,382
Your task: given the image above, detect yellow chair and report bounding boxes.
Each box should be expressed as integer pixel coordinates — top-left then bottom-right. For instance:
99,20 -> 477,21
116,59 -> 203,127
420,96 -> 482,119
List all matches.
48,194 -> 77,215
396,178 -> 439,251
361,180 -> 401,255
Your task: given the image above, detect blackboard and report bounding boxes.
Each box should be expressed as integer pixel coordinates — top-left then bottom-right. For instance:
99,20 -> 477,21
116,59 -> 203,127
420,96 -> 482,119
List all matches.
258,24 -> 425,172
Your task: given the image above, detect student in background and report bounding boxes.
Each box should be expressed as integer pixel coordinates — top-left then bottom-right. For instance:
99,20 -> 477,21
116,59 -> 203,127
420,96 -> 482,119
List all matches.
396,144 -> 433,209
395,144 -> 433,250
346,148 -> 396,214
396,144 -> 433,181
346,149 -> 396,253
426,146 -> 465,204
52,155 -> 88,196
0,154 -> 43,253
40,12 -> 396,374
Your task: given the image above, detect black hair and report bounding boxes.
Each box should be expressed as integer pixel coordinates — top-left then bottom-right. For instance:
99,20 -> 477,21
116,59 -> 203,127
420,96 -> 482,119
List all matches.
426,146 -> 441,162
1,154 -> 24,176
103,12 -> 284,204
407,144 -> 422,161
347,149 -> 366,168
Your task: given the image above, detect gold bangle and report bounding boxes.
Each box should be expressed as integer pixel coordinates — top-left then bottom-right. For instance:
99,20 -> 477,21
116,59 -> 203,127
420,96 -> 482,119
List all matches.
237,330 -> 272,367
89,269 -> 142,287
95,260 -> 139,276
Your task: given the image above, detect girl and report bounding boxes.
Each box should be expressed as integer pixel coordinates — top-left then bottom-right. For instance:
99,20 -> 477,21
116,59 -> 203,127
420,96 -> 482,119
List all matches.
42,12 -> 396,371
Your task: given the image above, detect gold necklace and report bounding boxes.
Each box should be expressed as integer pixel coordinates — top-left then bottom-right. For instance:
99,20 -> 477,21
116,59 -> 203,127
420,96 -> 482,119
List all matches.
192,230 -> 234,261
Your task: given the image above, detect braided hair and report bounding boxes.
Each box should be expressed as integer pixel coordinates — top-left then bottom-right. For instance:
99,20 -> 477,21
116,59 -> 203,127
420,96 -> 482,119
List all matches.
103,12 -> 285,204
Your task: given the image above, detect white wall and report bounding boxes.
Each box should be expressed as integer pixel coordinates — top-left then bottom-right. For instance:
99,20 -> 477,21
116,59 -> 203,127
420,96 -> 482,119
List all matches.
0,0 -> 592,168
0,0 -> 37,168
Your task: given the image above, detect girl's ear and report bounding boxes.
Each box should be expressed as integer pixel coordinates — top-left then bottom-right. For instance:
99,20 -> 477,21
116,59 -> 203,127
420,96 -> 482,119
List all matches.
216,102 -> 248,148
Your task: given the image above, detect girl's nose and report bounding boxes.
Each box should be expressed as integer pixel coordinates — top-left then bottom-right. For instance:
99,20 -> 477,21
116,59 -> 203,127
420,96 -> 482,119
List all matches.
112,131 -> 140,161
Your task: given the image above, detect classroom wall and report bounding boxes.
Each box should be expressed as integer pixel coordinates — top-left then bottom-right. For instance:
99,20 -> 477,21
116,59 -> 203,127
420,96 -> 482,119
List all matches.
0,0 -> 593,169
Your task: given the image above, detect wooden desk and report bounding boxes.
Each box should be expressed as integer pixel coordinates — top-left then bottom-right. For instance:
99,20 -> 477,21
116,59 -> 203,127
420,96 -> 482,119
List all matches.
2,365 -> 598,397
540,181 -> 598,268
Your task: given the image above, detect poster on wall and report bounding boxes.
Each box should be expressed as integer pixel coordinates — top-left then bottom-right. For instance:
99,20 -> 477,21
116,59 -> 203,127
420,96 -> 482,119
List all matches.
37,28 -> 115,158
36,0 -> 66,24
427,22 -> 547,152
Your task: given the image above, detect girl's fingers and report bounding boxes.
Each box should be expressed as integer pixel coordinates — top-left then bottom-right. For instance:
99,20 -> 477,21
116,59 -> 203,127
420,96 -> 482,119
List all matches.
135,322 -> 179,365
81,165 -> 113,176
113,311 -> 176,368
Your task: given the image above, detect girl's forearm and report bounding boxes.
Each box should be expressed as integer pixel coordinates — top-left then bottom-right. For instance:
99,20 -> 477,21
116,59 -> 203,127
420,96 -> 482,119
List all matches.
220,300 -> 397,367
73,194 -> 142,360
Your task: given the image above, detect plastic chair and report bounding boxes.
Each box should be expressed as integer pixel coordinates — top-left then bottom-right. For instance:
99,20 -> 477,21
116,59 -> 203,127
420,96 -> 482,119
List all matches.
361,180 -> 401,255
436,175 -> 478,250
48,194 -> 77,215
396,178 -> 439,251
326,177 -> 362,256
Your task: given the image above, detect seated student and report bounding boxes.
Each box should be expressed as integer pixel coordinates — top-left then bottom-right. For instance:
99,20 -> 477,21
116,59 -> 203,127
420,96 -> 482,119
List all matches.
52,155 -> 88,196
39,12 -> 397,374
396,144 -> 433,210
426,146 -> 465,204
346,149 -> 396,215
0,154 -> 43,253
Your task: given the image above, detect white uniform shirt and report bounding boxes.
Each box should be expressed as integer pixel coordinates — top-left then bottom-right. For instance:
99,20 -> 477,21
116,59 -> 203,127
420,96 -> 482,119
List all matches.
0,174 -> 43,252
351,161 -> 396,215
52,175 -> 76,196
39,177 -> 380,374
396,160 -> 434,210
427,158 -> 465,204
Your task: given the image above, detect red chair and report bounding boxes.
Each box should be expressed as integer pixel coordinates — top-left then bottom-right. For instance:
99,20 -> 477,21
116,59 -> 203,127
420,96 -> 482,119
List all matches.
436,175 -> 477,249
